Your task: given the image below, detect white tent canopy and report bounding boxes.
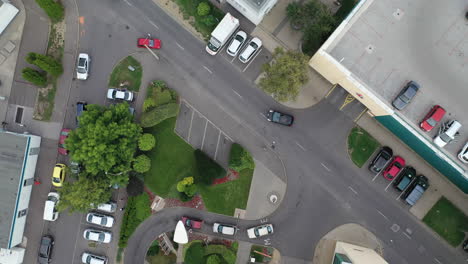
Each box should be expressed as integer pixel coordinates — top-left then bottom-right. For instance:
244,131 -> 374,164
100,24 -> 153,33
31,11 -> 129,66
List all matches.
0,2 -> 19,36
173,220 -> 188,244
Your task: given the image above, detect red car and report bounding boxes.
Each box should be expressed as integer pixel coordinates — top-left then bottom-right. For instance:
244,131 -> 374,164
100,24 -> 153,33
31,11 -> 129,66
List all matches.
181,216 -> 203,229
137,38 -> 161,49
58,128 -> 71,155
382,156 -> 405,180
420,105 -> 446,132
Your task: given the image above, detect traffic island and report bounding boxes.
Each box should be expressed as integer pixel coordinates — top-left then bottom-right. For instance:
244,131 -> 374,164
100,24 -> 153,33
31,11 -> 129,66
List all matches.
347,126 -> 380,168
109,56 -> 143,91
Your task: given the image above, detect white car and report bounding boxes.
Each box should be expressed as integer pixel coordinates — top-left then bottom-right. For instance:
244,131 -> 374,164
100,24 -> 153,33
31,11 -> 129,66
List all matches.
107,88 -> 134,101
76,53 -> 90,80
458,142 -> 468,164
239,37 -> 262,63
86,213 -> 115,228
433,120 -> 462,147
83,229 -> 112,243
247,224 -> 273,239
81,252 -> 107,264
213,223 -> 237,235
43,192 -> 60,221
94,202 -> 117,213
227,31 -> 247,56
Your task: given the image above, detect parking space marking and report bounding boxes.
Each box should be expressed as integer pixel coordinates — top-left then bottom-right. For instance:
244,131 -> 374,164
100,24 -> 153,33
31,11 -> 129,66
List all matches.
372,172 -> 381,181
242,48 -> 262,72
145,45 -> 159,60
149,20 -> 159,30
403,232 -> 411,239
187,110 -> 195,142
232,89 -> 242,98
214,131 -> 221,160
434,258 -> 442,264
384,179 -> 394,191
123,0 -> 134,7
377,210 -> 389,221
70,213 -> 86,264
395,190 -> 405,201
200,120 -> 208,150
295,141 -> 306,151
230,56 -> 236,63
321,163 -> 331,172
203,66 -> 213,74
176,42 -> 185,50
348,186 -> 358,195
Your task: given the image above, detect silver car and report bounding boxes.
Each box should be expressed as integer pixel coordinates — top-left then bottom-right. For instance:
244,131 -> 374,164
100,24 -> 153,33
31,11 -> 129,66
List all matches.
107,88 -> 134,101
86,213 -> 114,228
83,229 -> 112,243
81,252 -> 107,264
239,37 -> 262,63
227,31 -> 247,57
76,53 -> 90,80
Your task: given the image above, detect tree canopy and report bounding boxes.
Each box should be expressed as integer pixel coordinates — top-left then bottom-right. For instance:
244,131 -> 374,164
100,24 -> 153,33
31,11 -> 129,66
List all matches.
259,47 -> 309,102
57,176 -> 112,212
66,102 -> 142,183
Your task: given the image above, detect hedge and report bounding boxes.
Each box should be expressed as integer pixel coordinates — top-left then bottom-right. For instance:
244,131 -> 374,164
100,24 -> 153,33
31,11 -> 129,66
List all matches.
118,193 -> 151,248
205,245 -> 236,264
184,242 -> 205,264
228,143 -> 255,172
21,67 -> 47,87
194,149 -> 226,185
36,0 -> 64,23
140,103 -> 179,128
26,52 -> 63,77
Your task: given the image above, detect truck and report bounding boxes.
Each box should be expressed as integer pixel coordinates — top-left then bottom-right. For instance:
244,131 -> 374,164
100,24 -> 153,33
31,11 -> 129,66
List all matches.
403,175 -> 429,206
206,13 -> 239,55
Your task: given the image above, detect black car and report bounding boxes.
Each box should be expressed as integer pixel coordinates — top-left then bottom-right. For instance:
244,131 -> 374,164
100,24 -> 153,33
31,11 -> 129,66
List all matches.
38,235 -> 54,264
463,238 -> 468,252
76,101 -> 87,126
266,110 -> 294,126
392,81 -> 420,110
393,166 -> 416,191
369,146 -> 393,173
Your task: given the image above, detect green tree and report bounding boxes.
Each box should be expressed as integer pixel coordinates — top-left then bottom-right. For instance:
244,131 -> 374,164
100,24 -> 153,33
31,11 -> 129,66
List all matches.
229,143 -> 255,172
35,0 -> 64,23
133,154 -> 151,173
206,254 -> 222,264
139,133 -> 156,151
197,2 -> 211,16
194,149 -> 226,185
26,52 -> 63,77
126,176 -> 144,196
66,102 -> 142,182
202,15 -> 217,27
21,67 -> 47,87
57,176 -> 112,212
259,47 -> 309,102
176,177 -> 197,199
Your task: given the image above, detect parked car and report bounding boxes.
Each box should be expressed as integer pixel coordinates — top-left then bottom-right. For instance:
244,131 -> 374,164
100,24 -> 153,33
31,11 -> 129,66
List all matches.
393,166 -> 416,191
247,224 -> 274,239
38,235 -> 54,264
83,229 -> 112,243
213,223 -> 237,235
107,88 -> 134,101
76,53 -> 90,80
458,142 -> 468,164
70,160 -> 82,174
181,216 -> 203,229
403,175 -> 429,206
368,147 -> 393,173
392,81 -> 420,110
433,120 -> 462,147
58,128 -> 71,155
227,31 -> 247,56
239,37 -> 262,63
52,163 -> 66,187
93,202 -> 117,213
86,212 -> 115,228
463,238 -> 468,253
76,101 -> 87,126
419,105 -> 446,132
82,252 -> 108,264
43,192 -> 60,221
137,37 -> 161,49
266,110 -> 294,126
382,156 -> 405,180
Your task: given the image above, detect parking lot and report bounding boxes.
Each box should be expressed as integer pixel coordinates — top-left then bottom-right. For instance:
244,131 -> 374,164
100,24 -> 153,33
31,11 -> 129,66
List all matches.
175,99 -> 233,168
325,85 -> 367,122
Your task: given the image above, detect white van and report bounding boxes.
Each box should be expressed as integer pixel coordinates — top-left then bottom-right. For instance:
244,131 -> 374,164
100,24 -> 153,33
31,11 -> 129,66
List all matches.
43,192 -> 60,221
95,202 -> 117,213
433,120 -> 462,147
213,223 -> 237,235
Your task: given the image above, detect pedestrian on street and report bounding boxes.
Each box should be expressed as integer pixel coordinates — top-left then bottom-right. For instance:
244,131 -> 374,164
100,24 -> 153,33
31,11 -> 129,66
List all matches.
120,206 -> 125,211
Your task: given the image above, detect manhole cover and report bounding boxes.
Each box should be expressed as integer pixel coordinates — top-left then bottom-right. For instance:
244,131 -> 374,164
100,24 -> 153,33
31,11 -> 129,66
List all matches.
391,224 -> 400,232
267,192 -> 280,205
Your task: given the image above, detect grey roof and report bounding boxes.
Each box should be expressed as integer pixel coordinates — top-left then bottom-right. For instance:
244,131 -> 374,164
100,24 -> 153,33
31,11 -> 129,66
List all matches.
0,133 -> 28,248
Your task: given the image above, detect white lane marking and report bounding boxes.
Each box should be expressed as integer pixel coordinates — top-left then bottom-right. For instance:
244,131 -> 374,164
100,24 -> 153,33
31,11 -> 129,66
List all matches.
384,179 -> 394,191
348,186 -> 358,195
70,214 -> 86,262
200,120 -> 208,150
377,210 -> 389,221
230,56 -> 236,63
123,0 -> 133,7
232,89 -> 242,98
214,131 -> 221,160
434,258 -> 442,264
372,172 -> 380,182
176,42 -> 185,50
149,20 -> 159,30
295,141 -> 306,151
403,232 -> 411,239
395,190 -> 405,201
320,163 -> 331,172
145,45 -> 159,60
260,112 -> 266,118
187,110 -> 194,142
242,48 -> 262,73
203,66 -> 213,74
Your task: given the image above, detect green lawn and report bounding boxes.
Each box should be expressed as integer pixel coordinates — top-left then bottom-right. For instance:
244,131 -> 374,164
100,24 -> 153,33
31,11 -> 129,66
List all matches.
147,252 -> 176,264
347,126 -> 380,168
108,56 -> 142,91
423,197 -> 468,247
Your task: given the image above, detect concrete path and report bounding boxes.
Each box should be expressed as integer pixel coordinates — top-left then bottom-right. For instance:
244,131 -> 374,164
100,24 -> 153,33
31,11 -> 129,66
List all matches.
235,241 -> 252,264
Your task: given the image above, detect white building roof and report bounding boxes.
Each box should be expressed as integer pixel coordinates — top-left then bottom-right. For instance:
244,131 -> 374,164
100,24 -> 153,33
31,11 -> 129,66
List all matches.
0,2 -> 19,35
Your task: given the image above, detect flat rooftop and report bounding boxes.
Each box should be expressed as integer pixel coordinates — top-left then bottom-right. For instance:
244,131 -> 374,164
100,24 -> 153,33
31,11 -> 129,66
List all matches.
327,0 -> 468,163
0,133 -> 28,249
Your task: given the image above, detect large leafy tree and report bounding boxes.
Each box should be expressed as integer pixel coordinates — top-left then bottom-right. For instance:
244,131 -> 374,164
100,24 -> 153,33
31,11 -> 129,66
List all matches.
259,47 -> 310,102
66,102 -> 142,184
57,176 -> 112,212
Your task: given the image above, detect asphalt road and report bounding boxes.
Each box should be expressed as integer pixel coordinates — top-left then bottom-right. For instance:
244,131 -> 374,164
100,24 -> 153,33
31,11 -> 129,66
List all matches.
50,0 -> 468,263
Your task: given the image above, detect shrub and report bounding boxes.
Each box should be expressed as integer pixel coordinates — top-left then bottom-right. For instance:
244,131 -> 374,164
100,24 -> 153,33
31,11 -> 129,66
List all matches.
139,133 -> 156,151
197,2 -> 211,16
147,241 -> 159,256
184,242 -> 205,264
35,0 -> 64,23
22,68 -> 47,87
176,177 -> 197,200
207,254 -> 222,264
229,143 -> 255,172
205,245 -> 236,264
202,15 -> 217,27
194,149 -> 226,185
126,176 -> 144,196
118,193 -> 151,248
140,103 -> 179,128
26,52 -> 63,77
133,154 -> 151,173
143,98 -> 156,112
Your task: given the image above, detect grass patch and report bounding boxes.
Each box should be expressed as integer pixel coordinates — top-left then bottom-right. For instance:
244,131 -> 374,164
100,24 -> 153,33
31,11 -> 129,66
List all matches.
423,197 -> 468,247
175,0 -> 225,39
199,169 -> 253,215
34,80 -> 57,121
347,126 -> 380,168
109,56 -> 143,91
147,252 -> 177,264
116,247 -> 124,262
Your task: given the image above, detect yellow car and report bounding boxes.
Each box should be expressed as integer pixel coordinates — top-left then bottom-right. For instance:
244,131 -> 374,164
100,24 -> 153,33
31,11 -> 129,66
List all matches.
52,163 -> 66,187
